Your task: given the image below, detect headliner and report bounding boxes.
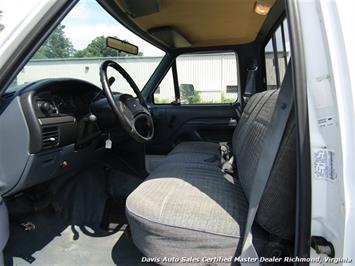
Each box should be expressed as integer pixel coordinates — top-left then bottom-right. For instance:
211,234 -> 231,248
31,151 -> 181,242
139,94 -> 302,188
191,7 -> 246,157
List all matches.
113,0 -> 276,49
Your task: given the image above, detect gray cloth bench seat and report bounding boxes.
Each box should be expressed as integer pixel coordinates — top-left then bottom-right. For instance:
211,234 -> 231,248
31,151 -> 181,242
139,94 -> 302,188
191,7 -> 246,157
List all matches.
126,89 -> 296,265
169,141 -> 220,156
126,162 -> 248,260
163,91 -> 278,166
164,141 -> 222,166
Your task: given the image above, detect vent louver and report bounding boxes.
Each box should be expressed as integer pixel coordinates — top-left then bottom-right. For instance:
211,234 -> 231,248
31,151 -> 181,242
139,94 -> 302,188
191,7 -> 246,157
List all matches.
41,126 -> 59,149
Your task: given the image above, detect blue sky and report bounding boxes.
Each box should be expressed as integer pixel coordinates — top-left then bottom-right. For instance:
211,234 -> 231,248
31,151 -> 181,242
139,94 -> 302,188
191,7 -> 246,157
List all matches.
62,0 -> 163,56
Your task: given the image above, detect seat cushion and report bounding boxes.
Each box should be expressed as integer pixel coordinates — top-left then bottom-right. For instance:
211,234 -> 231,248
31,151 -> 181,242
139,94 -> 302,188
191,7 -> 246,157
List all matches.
166,141 -> 221,165
165,151 -> 221,166
126,162 -> 248,263
169,141 -> 220,156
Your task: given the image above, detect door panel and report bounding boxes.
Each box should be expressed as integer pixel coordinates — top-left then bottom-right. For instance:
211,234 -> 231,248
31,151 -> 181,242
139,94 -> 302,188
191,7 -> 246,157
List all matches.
146,104 -> 239,154
147,51 -> 241,154
0,198 -> 9,264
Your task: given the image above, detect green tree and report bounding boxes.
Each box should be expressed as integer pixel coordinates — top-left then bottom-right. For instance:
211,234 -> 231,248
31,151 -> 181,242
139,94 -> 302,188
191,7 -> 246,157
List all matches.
74,36 -> 143,58
74,36 -> 117,58
33,24 -> 74,59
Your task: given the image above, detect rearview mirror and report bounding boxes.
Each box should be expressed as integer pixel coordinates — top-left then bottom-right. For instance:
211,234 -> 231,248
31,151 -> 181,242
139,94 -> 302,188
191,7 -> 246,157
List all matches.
106,37 -> 139,55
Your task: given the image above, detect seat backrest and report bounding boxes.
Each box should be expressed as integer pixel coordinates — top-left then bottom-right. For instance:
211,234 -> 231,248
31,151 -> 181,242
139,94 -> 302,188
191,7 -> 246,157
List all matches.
232,89 -> 296,240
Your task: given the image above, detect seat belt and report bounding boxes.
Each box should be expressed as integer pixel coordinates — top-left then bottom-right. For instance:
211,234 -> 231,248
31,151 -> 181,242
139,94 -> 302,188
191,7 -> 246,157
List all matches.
244,65 -> 258,99
239,63 -> 294,264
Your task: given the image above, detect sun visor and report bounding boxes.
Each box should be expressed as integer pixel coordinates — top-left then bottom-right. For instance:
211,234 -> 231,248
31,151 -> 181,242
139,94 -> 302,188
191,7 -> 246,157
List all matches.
148,27 -> 191,48
122,0 -> 160,18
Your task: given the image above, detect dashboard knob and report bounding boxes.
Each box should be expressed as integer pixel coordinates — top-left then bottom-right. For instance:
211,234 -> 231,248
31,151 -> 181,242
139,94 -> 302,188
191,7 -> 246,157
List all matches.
39,102 -> 51,112
38,101 -> 57,114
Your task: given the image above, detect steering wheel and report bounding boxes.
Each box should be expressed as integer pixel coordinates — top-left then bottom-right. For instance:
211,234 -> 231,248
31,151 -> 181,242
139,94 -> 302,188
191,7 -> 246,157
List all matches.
99,60 -> 154,143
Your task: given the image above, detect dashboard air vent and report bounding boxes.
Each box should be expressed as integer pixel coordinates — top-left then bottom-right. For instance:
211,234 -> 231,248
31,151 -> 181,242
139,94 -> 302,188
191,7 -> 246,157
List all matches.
42,126 -> 59,149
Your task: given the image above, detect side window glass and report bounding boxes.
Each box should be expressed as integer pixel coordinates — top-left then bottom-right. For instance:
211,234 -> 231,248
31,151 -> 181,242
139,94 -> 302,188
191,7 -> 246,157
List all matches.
176,52 -> 238,104
265,18 -> 291,90
276,19 -> 291,81
265,39 -> 277,90
153,69 -> 175,104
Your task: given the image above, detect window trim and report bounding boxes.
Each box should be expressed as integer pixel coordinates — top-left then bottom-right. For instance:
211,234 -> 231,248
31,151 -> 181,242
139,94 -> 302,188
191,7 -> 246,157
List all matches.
143,52 -> 175,102
286,1 -> 312,259
281,21 -> 288,68
151,68 -> 175,105
271,33 -> 281,88
171,61 -> 180,104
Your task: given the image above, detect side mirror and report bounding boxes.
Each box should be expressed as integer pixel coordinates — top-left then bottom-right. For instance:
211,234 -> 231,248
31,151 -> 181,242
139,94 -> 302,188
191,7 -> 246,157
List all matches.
179,84 -> 195,104
106,37 -> 139,55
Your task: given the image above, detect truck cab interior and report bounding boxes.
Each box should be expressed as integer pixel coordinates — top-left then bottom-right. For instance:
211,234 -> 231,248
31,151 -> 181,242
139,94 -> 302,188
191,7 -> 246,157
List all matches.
0,0 -> 310,265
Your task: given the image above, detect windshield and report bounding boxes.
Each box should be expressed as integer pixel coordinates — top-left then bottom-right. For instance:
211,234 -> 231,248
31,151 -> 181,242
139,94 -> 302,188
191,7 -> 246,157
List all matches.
6,0 -> 165,93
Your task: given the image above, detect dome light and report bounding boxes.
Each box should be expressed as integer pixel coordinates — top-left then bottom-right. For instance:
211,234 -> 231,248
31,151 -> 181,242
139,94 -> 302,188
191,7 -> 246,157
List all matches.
254,1 -> 271,16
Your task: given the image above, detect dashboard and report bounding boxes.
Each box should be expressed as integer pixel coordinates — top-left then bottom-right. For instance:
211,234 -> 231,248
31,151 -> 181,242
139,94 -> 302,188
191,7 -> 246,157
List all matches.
19,79 -> 103,153
36,89 -> 97,119
0,78 -> 115,196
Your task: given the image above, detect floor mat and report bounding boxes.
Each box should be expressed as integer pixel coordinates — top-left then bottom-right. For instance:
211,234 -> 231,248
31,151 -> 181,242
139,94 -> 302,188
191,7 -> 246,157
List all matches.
7,227 -> 123,265
4,160 -> 148,265
112,230 -> 156,266
4,210 -> 152,266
